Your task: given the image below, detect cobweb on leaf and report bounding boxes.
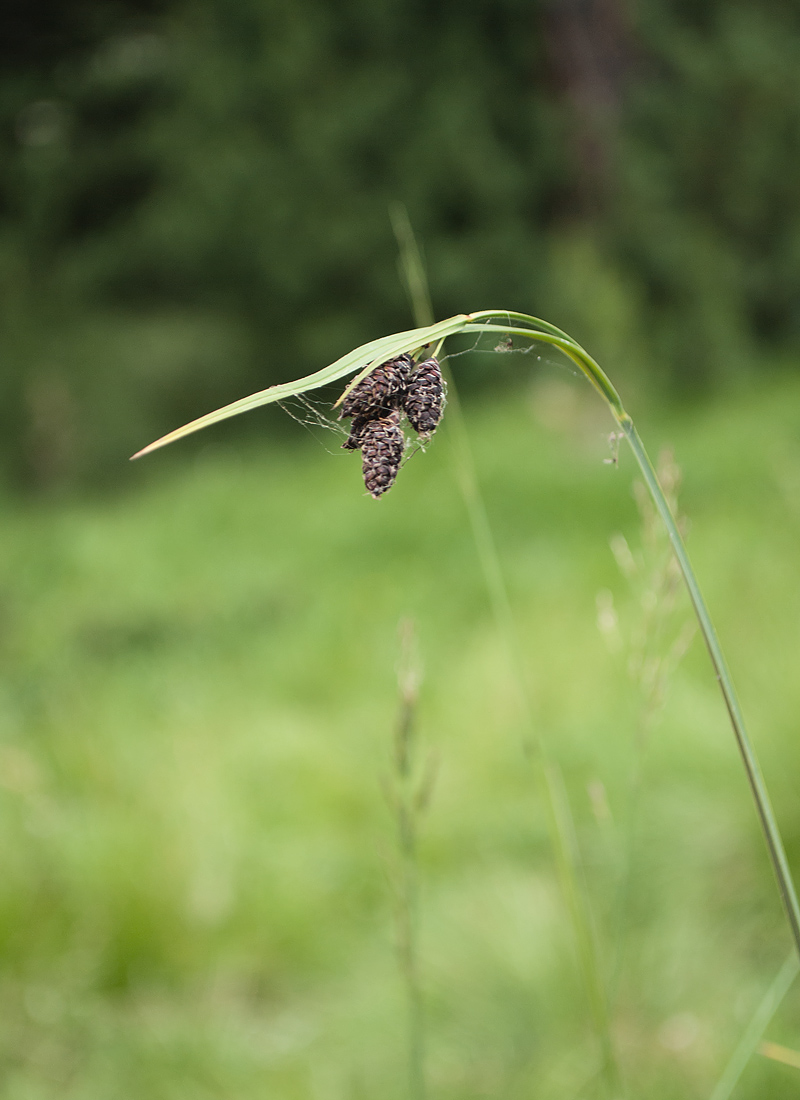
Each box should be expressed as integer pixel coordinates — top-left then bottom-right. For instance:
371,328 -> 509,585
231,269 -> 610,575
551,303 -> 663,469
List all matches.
275,335 -> 569,468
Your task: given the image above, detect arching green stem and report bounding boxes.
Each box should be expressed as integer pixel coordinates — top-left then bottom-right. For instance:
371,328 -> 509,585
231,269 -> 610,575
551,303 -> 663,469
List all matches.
461,318 -> 624,414
474,312 -> 800,958
617,415 -> 800,954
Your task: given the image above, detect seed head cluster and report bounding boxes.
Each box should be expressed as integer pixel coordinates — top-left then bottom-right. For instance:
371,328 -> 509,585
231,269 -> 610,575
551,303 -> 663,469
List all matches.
337,353 -> 445,498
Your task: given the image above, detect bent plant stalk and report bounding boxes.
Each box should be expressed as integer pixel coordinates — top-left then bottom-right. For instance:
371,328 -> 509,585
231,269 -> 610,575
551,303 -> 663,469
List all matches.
132,309 -> 800,966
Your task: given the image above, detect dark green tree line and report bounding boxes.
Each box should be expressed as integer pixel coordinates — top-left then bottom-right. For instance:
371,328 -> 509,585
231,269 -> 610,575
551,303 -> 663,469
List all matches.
1,0 -> 799,487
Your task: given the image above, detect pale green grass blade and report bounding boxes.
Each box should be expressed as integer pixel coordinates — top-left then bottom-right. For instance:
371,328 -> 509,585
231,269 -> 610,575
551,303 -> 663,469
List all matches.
709,951 -> 799,1100
759,1041 -> 800,1071
130,315 -> 468,459
390,203 -> 434,328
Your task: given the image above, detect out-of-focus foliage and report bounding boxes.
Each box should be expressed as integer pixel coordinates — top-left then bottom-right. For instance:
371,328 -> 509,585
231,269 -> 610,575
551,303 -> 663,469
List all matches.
2,0 -> 800,487
616,0 -> 800,387
2,373 -> 800,1097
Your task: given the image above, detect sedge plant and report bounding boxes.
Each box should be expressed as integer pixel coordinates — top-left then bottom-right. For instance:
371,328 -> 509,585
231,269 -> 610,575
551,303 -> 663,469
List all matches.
132,306 -> 800,1086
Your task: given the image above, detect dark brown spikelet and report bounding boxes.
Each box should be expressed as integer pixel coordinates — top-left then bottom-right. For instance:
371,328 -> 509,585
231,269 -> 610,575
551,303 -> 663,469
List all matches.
339,354 -> 413,420
360,409 -> 404,498
341,415 -> 371,451
404,356 -> 444,437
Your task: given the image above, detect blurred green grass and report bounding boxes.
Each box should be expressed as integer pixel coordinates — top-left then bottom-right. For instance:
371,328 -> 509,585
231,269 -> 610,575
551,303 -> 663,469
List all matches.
1,364 -> 800,1098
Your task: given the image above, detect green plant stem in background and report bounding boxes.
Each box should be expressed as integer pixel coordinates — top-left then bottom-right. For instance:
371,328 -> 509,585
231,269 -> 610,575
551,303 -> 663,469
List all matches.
390,204 -> 435,335
451,419 -> 622,1090
709,951 -> 799,1100
390,208 -> 432,1100
606,465 -> 696,1001
386,620 -> 430,1100
391,210 -> 621,1094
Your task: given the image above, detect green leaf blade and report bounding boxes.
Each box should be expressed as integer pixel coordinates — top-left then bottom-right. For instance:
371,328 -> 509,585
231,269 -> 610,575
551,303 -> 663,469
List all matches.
130,315 -> 469,459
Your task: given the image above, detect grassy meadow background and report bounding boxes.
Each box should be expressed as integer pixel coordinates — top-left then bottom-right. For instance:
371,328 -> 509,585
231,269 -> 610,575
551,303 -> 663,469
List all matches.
3,0 -> 800,1096
2,359 -> 800,1098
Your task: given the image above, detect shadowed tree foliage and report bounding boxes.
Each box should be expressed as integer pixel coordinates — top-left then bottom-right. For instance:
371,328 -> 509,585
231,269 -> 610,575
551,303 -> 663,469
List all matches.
1,0 -> 799,487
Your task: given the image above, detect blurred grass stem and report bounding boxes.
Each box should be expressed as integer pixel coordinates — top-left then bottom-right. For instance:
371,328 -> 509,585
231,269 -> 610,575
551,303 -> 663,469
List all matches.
609,459 -> 695,997
392,212 -> 622,1096
387,620 -> 430,1100
710,951 -> 799,1100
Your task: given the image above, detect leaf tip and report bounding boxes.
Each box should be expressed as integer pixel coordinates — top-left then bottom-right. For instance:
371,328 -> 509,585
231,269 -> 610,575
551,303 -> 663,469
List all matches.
130,438 -> 167,461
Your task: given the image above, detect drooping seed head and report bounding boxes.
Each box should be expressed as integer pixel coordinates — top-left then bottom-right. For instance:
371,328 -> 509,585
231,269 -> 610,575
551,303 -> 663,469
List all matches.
339,354 -> 413,420
404,356 -> 444,437
360,409 -> 405,498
